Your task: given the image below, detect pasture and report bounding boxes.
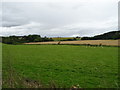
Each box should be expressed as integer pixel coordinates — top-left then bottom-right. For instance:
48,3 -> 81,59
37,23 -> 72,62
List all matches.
52,37 -> 80,41
2,44 -> 118,88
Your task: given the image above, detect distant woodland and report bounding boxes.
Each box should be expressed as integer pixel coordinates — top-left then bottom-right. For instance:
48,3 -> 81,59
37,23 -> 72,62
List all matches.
1,31 -> 120,44
81,31 -> 120,40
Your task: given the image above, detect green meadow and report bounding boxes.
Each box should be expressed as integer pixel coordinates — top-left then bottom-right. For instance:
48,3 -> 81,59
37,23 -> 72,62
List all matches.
52,37 -> 80,41
52,37 -> 74,41
2,44 -> 118,88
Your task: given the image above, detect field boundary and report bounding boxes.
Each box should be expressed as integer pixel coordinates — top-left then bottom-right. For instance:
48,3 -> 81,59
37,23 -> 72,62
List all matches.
22,43 -> 120,47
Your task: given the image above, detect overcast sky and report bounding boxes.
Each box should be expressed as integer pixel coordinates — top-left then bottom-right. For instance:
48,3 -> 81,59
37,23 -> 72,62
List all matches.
0,0 -> 119,37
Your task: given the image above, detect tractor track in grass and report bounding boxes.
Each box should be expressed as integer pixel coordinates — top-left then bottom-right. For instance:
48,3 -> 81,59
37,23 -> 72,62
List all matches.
4,58 -> 43,88
3,47 -> 43,88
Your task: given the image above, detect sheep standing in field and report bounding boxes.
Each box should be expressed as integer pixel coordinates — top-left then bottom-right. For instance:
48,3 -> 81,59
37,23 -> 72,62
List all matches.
93,43 -> 103,48
85,43 -> 103,48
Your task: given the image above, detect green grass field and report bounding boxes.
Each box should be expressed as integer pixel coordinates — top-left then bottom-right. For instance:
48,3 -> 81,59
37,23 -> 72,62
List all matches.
52,37 -> 80,41
52,37 -> 74,41
2,44 -> 118,88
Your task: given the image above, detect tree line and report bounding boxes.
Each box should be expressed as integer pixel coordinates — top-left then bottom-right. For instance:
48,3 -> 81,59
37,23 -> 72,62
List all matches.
1,31 -> 120,44
2,35 -> 81,44
2,35 -> 54,44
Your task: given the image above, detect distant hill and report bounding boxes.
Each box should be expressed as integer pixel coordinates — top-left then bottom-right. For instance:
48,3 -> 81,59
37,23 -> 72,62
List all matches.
81,31 -> 120,40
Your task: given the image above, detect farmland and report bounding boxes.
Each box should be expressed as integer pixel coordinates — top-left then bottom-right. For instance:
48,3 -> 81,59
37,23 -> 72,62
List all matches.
2,44 -> 118,88
25,40 -> 119,46
52,37 -> 80,41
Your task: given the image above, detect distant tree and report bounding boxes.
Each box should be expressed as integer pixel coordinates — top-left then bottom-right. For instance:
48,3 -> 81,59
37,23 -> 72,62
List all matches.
73,38 -> 76,40
81,37 -> 91,40
26,35 -> 42,42
42,36 -> 54,42
76,36 -> 80,38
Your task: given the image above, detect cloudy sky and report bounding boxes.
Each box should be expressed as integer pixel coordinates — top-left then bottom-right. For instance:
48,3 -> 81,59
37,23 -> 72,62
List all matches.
0,0 -> 119,37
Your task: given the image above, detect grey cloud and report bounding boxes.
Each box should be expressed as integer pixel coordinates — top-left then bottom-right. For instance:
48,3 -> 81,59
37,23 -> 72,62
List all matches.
2,2 -> 31,27
1,0 -> 118,37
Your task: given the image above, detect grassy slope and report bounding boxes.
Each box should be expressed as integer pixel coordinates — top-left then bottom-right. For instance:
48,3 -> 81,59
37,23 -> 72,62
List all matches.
52,37 -> 74,41
0,43 -> 2,89
2,44 -> 118,88
52,37 -> 80,41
